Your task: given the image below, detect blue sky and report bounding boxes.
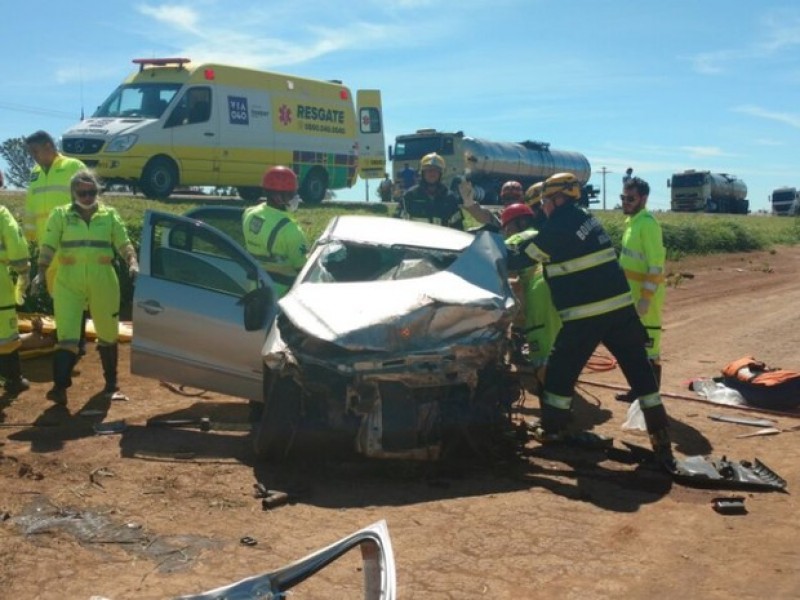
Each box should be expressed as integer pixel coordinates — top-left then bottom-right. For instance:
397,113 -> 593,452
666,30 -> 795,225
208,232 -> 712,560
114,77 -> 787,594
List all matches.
2,0 -> 798,212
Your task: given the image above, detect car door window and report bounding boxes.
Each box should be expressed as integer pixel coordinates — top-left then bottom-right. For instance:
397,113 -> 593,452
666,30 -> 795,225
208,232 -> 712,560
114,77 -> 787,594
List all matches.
149,215 -> 257,296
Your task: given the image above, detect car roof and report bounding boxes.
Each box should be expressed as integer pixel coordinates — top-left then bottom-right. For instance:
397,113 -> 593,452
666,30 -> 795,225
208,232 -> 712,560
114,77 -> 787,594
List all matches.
320,215 -> 473,251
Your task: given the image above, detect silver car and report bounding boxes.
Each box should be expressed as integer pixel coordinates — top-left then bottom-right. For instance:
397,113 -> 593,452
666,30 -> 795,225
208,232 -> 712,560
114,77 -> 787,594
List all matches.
132,209 -> 518,461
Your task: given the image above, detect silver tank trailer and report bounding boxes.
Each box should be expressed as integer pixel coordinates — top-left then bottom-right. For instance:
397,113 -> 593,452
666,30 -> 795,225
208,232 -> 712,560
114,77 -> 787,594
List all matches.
706,173 -> 747,202
462,137 -> 591,184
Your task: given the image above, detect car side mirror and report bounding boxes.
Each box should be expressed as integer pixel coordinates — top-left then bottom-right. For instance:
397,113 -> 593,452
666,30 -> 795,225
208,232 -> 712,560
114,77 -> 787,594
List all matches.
238,286 -> 273,331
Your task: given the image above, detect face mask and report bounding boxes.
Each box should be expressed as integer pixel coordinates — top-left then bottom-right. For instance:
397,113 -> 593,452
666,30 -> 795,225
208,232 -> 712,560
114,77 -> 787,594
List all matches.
287,194 -> 301,212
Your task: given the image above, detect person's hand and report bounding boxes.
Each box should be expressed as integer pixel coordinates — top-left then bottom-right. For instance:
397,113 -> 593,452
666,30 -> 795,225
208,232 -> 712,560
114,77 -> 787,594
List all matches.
459,179 -> 476,207
15,273 -> 29,305
128,264 -> 139,282
30,272 -> 45,296
636,298 -> 650,316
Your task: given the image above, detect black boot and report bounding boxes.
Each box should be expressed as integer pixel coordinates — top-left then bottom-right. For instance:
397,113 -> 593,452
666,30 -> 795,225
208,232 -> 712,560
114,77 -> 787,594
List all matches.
1,351 -> 30,397
642,403 -> 675,472
99,344 -> 127,400
47,349 -> 76,405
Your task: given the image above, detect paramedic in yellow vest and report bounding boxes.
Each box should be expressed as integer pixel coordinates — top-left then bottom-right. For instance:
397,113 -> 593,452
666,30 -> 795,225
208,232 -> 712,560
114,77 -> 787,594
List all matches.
242,166 -> 308,298
33,170 -> 139,405
501,194 -> 561,379
0,205 -> 32,397
25,130 -> 90,356
615,177 -> 666,402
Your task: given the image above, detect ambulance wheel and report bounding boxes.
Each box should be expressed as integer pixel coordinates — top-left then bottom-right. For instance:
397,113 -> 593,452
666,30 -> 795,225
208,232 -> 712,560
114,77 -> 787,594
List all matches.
253,375 -> 302,462
140,157 -> 178,199
299,169 -> 328,204
237,186 -> 263,204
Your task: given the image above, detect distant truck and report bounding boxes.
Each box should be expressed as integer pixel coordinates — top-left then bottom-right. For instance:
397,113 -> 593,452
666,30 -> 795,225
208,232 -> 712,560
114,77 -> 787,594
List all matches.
669,170 -> 748,214
61,57 -> 385,203
389,129 -> 597,205
770,187 -> 800,216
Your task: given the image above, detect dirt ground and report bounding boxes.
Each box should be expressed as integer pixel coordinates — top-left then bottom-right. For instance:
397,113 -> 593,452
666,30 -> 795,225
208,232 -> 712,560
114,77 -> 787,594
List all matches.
1,245 -> 800,600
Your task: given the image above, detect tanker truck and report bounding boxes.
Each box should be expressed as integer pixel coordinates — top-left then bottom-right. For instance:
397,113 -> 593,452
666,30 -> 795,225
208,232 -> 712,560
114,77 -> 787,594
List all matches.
389,129 -> 597,206
770,187 -> 800,216
669,170 -> 748,214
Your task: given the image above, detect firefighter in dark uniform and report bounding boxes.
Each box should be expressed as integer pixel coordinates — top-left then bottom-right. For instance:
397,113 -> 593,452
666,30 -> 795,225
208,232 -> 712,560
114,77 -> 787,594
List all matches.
507,172 -> 674,468
396,153 -> 465,230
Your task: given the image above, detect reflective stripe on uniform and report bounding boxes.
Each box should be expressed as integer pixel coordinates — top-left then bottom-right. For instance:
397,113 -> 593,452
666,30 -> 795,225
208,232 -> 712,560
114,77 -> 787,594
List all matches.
558,291 -> 633,321
545,247 -> 618,278
639,392 -> 663,409
542,391 -> 573,410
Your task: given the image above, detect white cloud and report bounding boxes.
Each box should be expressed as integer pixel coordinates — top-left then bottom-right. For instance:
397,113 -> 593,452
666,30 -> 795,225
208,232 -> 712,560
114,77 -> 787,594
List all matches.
137,4 -> 201,34
679,146 -> 729,158
734,105 -> 800,129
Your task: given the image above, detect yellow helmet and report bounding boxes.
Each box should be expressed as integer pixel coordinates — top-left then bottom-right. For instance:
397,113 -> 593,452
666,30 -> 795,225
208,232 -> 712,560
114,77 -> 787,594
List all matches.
525,182 -> 544,206
420,152 -> 446,173
543,172 -> 581,201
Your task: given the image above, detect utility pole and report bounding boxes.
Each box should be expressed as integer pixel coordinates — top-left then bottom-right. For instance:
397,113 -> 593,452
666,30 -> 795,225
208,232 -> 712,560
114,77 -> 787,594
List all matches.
599,167 -> 613,210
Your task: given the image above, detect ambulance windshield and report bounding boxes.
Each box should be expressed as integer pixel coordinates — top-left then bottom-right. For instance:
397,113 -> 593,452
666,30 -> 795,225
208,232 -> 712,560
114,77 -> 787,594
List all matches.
94,83 -> 182,119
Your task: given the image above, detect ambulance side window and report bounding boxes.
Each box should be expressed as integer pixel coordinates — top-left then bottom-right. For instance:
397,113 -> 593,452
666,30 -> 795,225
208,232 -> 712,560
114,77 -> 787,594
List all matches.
165,87 -> 212,128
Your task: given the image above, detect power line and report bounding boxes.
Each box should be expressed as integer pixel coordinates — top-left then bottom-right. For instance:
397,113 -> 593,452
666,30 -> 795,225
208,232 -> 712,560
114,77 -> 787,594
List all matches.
0,101 -> 77,120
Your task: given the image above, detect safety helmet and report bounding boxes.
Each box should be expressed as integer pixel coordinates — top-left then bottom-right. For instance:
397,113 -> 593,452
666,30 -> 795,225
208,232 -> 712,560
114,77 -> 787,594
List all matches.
543,172 -> 581,201
500,203 -> 535,228
500,180 -> 524,204
262,166 -> 298,192
420,152 -> 446,173
524,182 -> 544,207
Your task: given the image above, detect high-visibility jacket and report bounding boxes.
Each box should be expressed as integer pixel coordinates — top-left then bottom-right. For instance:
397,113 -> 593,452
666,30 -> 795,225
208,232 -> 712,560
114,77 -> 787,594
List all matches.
506,229 -> 561,366
25,154 -> 86,243
397,183 -> 465,230
620,209 -> 665,359
242,203 -> 308,298
509,203 -> 633,322
0,206 -> 30,353
41,203 -> 131,347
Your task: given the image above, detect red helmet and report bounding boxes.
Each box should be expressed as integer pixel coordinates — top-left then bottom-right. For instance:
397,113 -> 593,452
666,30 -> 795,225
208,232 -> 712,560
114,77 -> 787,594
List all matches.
262,166 -> 298,192
500,180 -> 524,204
501,203 -> 535,228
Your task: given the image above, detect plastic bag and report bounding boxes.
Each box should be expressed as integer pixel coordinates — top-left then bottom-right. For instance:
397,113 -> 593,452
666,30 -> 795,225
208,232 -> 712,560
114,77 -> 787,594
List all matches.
622,399 -> 647,434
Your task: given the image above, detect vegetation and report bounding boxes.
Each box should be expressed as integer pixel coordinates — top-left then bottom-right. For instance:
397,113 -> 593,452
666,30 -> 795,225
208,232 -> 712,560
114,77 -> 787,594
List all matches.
1,190 -> 798,318
0,137 -> 35,188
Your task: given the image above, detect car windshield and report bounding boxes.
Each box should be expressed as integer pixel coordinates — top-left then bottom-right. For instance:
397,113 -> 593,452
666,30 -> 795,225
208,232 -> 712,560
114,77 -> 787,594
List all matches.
93,83 -> 181,119
304,241 -> 460,283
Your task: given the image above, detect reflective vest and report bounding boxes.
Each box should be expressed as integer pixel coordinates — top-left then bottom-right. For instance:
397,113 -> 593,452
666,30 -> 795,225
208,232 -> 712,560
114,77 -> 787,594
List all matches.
619,209 -> 665,305
25,154 -> 86,243
512,203 -> 633,322
398,184 -> 464,230
0,206 -> 30,350
242,203 -> 308,297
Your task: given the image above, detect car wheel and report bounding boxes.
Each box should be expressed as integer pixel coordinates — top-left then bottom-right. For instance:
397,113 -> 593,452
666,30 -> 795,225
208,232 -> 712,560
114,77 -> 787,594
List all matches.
237,186 -> 263,204
299,168 -> 328,204
140,157 -> 178,199
253,375 -> 302,461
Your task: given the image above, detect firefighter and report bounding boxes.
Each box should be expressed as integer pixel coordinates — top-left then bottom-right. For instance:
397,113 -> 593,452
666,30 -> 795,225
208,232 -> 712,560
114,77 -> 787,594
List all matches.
33,169 -> 138,405
242,166 -> 308,298
506,172 -> 674,468
0,205 -> 32,396
615,177 -> 665,402
25,130 -> 90,356
502,200 -> 560,381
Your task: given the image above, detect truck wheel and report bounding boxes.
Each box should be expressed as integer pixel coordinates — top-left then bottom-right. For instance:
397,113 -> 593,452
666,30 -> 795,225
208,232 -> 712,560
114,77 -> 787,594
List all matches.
140,157 -> 178,199
237,186 -> 263,204
299,169 -> 328,204
252,375 -> 302,461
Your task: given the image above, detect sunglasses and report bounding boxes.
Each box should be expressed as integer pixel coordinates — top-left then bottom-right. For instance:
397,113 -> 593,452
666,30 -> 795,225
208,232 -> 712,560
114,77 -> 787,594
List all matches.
620,194 -> 637,203
76,189 -> 98,198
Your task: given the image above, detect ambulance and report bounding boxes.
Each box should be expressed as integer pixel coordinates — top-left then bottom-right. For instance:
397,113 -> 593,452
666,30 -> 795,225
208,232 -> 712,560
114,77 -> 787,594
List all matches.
61,58 -> 385,203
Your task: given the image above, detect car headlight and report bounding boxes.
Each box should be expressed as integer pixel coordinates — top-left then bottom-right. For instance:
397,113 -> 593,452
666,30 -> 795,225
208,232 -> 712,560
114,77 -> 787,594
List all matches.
105,134 -> 138,152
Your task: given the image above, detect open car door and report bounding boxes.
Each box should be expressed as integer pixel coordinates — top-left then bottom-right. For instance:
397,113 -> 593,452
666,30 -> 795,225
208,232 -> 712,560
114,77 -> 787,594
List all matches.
131,209 -> 277,401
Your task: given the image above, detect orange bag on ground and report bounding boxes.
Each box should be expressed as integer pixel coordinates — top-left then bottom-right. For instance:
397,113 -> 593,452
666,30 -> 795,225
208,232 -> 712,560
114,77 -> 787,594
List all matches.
721,356 -> 800,411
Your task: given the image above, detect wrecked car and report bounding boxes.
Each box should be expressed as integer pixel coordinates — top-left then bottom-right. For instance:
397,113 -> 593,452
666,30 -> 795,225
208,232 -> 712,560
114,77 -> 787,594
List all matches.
132,209 -> 518,461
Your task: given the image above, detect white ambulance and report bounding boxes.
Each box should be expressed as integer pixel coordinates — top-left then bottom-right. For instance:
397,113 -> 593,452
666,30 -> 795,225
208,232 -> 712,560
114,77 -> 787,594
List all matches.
61,57 -> 385,203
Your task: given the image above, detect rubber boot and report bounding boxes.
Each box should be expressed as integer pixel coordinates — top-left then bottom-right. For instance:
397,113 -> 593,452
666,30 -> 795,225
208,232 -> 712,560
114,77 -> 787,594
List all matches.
642,403 -> 675,472
1,351 -> 30,397
47,349 -> 75,405
99,344 -> 127,400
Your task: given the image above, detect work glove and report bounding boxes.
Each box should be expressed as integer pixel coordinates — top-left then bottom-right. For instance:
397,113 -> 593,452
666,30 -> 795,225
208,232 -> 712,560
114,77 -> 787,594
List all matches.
458,179 -> 476,207
636,298 -> 650,316
15,273 -> 29,305
30,272 -> 45,296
